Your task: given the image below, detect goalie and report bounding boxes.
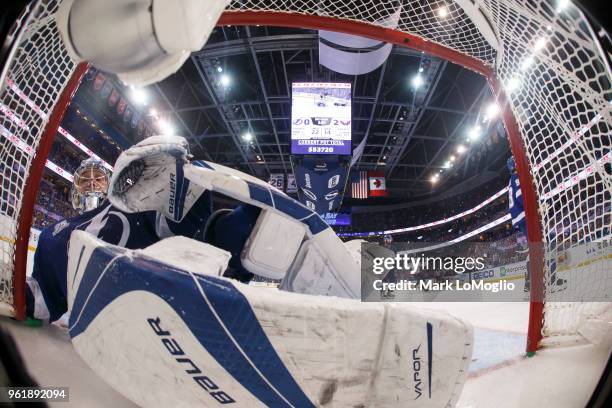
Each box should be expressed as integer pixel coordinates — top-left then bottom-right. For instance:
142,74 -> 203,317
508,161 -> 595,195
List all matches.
25,137 -> 363,322
26,155 -> 215,322
58,136 -> 471,407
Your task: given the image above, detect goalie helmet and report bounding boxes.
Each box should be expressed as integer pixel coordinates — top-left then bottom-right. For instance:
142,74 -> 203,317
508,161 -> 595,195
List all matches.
71,158 -> 110,213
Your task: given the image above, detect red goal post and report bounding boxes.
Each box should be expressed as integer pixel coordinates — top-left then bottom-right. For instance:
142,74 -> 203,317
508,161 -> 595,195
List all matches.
1,0 -> 609,355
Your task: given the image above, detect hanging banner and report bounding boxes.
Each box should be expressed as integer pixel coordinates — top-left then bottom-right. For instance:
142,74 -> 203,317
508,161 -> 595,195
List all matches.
287,173 -> 298,193
318,6 -> 401,75
291,155 -> 350,215
93,72 -> 106,90
268,173 -> 285,191
319,42 -> 393,76
117,97 -> 127,115
108,89 -> 120,107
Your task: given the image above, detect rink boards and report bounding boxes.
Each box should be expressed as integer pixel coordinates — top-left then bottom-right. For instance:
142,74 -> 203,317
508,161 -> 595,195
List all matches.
0,214 -> 39,278
66,231 -> 473,408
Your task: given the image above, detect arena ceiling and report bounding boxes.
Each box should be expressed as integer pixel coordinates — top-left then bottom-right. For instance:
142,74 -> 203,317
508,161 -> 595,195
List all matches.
148,25 -> 511,198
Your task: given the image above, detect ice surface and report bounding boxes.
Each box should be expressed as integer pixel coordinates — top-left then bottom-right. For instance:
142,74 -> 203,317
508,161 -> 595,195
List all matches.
1,286 -> 608,407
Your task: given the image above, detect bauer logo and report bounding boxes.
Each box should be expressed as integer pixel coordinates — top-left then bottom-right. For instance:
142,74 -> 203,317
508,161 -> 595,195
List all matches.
168,173 -> 176,215
148,317 -> 236,404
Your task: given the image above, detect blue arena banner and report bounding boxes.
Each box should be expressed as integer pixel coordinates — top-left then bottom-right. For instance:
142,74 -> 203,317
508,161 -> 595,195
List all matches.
290,155 -> 349,215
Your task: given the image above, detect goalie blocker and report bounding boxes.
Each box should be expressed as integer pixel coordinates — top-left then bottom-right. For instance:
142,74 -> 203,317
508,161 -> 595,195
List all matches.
67,231 -> 473,407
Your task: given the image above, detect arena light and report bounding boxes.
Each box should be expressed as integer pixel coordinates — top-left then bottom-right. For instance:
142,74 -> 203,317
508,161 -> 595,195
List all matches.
556,0 -> 569,12
418,67 -> 424,73
505,76 -> 522,94
242,131 -> 253,142
450,155 -> 456,161
437,6 -> 449,19
520,56 -> 535,71
457,144 -> 467,154
534,37 -> 547,52
431,173 -> 439,183
485,102 -> 500,120
220,74 -> 231,87
467,125 -> 482,141
157,119 -> 174,135
217,66 -> 223,73
411,74 -> 424,89
130,87 -> 147,105
443,161 -> 451,169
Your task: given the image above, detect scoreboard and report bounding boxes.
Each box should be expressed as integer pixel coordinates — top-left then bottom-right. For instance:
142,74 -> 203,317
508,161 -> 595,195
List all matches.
291,82 -> 351,155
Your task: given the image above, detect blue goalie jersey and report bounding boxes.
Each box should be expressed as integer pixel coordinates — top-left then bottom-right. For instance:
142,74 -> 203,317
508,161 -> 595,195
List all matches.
26,192 -> 213,322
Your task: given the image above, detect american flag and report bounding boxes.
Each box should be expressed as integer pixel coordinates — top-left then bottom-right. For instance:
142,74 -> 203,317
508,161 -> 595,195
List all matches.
351,171 -> 368,199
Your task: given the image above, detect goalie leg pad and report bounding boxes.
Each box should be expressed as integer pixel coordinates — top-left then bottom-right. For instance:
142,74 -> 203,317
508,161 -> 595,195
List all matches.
67,231 -> 473,408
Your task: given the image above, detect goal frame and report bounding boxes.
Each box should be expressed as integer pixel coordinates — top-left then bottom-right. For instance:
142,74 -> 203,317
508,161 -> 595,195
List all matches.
220,11 -> 547,354
8,10 -> 546,353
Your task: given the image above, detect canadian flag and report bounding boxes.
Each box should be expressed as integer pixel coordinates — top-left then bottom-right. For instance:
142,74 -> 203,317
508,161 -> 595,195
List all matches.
368,171 -> 387,197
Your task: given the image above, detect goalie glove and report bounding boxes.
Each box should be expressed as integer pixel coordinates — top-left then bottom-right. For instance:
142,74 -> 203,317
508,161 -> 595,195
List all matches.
108,136 -> 205,222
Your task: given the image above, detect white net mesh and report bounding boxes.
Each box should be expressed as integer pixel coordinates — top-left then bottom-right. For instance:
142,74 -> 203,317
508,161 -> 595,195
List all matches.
226,0 -> 612,344
481,0 -> 611,341
0,0 -> 609,345
0,0 -> 77,316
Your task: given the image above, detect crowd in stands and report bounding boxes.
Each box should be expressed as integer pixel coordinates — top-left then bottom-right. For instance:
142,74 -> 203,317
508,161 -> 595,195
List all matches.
344,186 -> 505,234
66,108 -> 123,165
47,143 -> 83,175
32,175 -> 79,230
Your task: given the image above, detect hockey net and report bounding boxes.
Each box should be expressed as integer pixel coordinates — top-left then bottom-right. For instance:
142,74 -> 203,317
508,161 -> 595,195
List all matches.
0,0 -> 610,352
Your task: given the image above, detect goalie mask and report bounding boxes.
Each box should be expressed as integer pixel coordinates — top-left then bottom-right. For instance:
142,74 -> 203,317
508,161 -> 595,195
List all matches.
71,158 -> 110,213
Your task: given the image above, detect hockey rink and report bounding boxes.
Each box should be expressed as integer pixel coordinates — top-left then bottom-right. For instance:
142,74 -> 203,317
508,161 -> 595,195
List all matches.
2,299 -> 608,407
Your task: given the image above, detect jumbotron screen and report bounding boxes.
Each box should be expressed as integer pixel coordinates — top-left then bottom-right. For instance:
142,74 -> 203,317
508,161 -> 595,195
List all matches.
291,82 -> 351,155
